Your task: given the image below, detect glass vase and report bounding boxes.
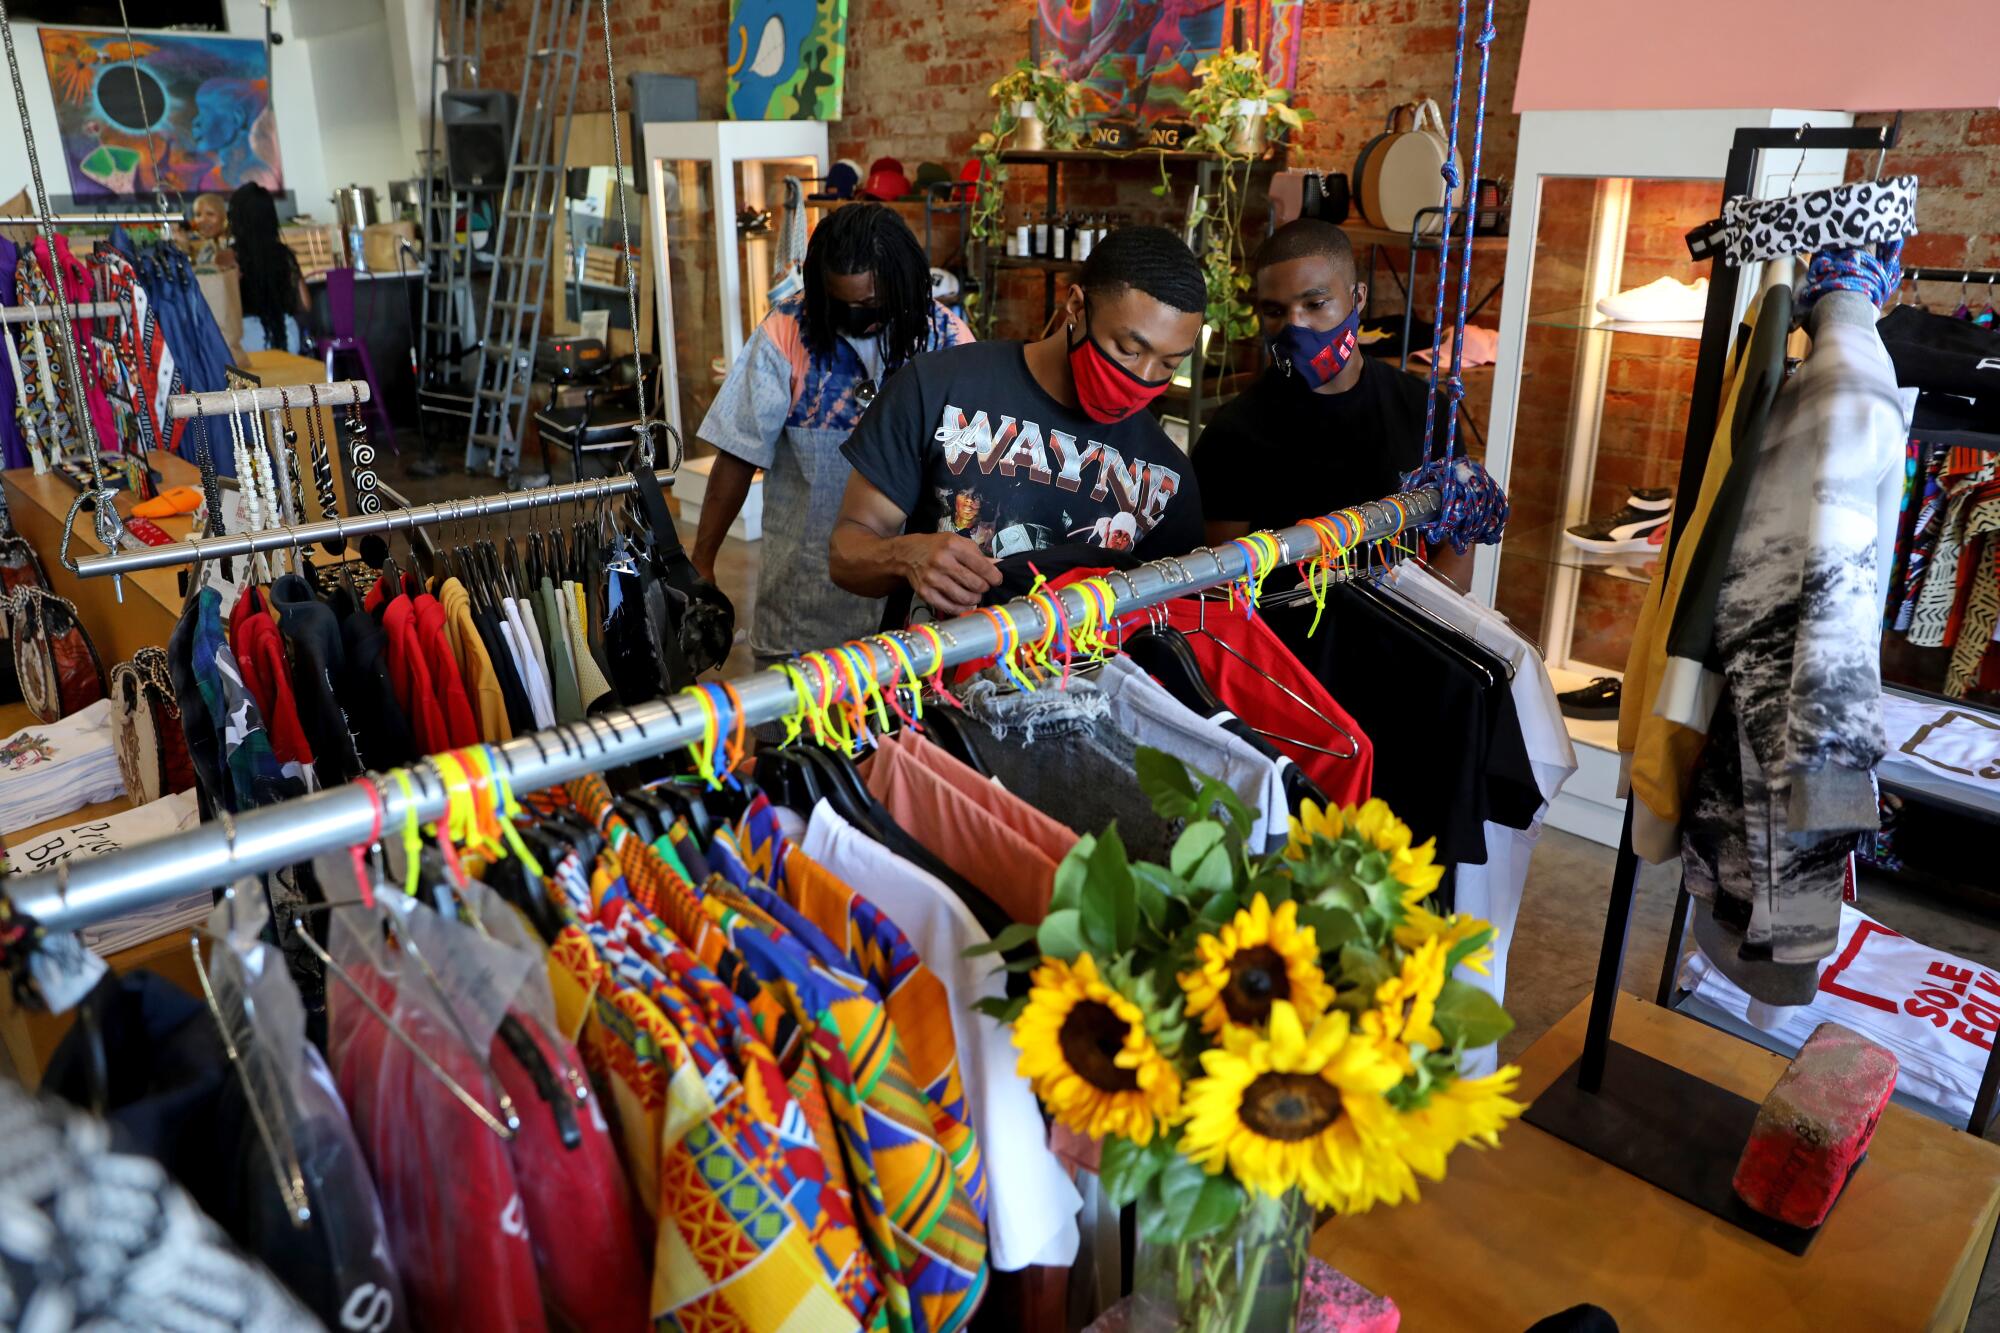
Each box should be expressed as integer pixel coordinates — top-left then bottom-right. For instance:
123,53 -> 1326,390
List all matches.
1131,1188 -> 1310,1333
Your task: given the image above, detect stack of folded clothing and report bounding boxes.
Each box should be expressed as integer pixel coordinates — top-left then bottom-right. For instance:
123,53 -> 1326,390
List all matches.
4,791 -> 203,956
0,700 -> 126,836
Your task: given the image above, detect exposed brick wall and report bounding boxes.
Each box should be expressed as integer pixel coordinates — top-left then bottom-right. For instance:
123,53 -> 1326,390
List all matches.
1848,109 -> 1999,274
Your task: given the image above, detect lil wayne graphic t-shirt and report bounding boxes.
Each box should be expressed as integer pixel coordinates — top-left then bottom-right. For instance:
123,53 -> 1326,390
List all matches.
843,340 -> 1203,619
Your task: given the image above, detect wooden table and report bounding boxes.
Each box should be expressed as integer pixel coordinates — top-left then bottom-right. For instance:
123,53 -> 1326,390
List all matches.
0,701 -> 198,1087
3,451 -> 200,665
1315,996 -> 2000,1332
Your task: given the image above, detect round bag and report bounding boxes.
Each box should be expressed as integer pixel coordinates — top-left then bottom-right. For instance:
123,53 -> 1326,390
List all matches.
9,587 -> 106,724
1353,98 -> 1466,236
0,533 -> 50,706
109,648 -> 190,803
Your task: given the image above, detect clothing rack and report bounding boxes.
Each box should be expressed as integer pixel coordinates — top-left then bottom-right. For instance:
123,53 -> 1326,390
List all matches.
1903,267 -> 2000,287
6,486 -> 1442,934
0,301 -> 121,325
74,465 -> 683,578
3,212 -> 180,227
165,381 -> 372,420
1519,122 -> 1985,1254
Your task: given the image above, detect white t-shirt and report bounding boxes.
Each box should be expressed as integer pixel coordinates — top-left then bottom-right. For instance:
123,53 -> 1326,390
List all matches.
6,791 -> 202,957
801,800 -> 1081,1272
0,699 -> 125,836
1681,904 -> 1996,1119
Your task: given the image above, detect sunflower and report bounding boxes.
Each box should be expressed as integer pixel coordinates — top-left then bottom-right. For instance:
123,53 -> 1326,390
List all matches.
1361,936 -> 1448,1065
1180,894 -> 1335,1036
1394,887 -> 1496,977
1178,1000 -> 1406,1210
1393,1065 -> 1528,1182
1285,799 -> 1445,900
1015,953 -> 1181,1144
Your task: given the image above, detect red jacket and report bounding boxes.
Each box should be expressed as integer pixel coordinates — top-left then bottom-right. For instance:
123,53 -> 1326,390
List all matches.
414,592 -> 481,749
228,586 -> 316,781
380,593 -> 452,756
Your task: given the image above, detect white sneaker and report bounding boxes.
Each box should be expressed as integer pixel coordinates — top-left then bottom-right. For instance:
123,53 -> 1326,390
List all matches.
1595,276 -> 1708,324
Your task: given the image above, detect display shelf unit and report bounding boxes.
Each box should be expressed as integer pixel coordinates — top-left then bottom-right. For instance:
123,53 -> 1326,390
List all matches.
642,120 -> 828,444
1473,108 -> 1856,847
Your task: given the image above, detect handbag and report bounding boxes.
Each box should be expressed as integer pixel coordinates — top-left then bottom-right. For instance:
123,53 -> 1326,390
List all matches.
1353,98 -> 1465,235
109,648 -> 192,803
1302,171 -> 1350,226
0,534 -> 50,705
9,587 -> 106,723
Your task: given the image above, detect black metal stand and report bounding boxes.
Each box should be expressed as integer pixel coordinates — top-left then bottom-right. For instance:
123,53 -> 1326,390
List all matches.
1522,121 -> 1903,1248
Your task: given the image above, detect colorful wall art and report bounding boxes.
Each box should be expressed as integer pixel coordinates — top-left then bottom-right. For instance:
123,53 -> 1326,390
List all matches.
38,28 -> 282,199
1037,0 -> 1302,123
726,0 -> 848,120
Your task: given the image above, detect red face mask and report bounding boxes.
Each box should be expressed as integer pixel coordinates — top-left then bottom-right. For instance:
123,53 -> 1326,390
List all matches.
1067,316 -> 1173,424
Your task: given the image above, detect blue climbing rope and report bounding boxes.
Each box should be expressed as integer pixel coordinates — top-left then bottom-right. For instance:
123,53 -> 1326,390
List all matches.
1402,0 -> 1510,555
1797,238 -> 1905,314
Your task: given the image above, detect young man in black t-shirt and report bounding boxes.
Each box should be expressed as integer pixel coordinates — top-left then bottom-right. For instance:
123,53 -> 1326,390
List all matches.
831,225 -> 1207,620
1193,219 -> 1467,581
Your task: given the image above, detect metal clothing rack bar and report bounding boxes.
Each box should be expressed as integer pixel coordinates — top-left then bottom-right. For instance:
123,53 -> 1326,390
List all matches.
74,466 -> 682,578
166,380 -> 371,420
1903,267 -> 2000,285
0,301 -> 121,324
7,487 -> 1441,933
5,213 -> 181,227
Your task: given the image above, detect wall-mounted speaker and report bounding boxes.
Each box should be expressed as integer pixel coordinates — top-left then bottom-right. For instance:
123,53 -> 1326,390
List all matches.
441,90 -> 517,193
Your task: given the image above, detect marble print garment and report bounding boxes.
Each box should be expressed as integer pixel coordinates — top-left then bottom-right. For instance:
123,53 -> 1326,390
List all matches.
1691,291 -> 1907,971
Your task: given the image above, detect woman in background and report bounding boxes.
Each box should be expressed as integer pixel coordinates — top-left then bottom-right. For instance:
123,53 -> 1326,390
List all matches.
184,192 -> 229,266
225,182 -> 310,355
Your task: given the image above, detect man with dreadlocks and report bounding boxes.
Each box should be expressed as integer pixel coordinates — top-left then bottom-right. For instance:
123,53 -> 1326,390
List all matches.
694,202 -> 971,666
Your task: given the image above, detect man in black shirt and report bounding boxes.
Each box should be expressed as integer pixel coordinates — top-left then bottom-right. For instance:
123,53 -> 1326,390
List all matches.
1193,219 -> 1468,581
831,225 -> 1208,619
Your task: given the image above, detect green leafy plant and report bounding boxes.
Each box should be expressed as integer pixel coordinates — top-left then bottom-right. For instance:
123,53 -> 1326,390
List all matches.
1158,48 -> 1312,348
967,59 -> 1088,294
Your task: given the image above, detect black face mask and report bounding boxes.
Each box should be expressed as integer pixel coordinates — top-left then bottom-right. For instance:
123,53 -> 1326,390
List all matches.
829,297 -> 884,339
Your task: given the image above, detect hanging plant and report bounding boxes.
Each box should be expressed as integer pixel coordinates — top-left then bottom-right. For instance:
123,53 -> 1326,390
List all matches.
969,61 -> 1087,261
1169,48 -> 1312,348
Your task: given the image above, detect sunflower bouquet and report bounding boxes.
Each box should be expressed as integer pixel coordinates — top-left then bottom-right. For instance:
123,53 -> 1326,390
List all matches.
975,749 -> 1526,1332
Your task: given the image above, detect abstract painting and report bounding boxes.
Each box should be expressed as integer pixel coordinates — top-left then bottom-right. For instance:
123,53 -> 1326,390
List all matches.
38,28 -> 281,199
1037,0 -> 1302,123
726,0 -> 848,120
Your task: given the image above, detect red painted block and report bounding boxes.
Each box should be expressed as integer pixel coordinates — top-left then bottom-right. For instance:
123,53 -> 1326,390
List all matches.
1733,1021 -> 1898,1230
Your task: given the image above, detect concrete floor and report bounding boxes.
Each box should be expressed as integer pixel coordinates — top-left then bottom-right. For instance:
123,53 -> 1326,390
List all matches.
383,441 -> 2000,1328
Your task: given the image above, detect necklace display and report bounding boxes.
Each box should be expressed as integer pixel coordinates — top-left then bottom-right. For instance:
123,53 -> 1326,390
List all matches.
338,387 -> 382,516
286,386 -> 345,554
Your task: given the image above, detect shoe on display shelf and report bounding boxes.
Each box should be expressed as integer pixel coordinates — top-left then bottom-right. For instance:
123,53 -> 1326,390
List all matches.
1557,676 -> 1622,721
1565,487 -> 1673,554
1595,275 -> 1708,324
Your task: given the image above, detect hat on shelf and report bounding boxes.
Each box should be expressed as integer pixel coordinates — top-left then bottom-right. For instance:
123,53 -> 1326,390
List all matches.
860,156 -> 913,201
912,161 -> 952,196
809,158 -> 863,200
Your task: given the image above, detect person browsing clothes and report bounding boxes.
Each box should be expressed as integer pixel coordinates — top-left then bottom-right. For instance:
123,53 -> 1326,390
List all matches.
1193,219 -> 1469,583
830,224 -> 1207,621
694,203 -> 971,665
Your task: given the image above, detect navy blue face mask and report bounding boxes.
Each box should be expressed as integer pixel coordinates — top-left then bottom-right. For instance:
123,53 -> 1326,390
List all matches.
1268,304 -> 1362,388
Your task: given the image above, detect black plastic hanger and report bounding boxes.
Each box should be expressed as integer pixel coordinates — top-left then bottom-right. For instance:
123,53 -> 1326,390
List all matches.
1124,623 -> 1225,716
920,709 -> 991,778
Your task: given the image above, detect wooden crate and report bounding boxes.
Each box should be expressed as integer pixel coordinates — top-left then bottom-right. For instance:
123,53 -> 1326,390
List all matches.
582,243 -> 623,287
281,223 -> 336,279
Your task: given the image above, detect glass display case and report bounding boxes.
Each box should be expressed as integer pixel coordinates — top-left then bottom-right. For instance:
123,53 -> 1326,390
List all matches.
1476,108 -> 1854,843
642,120 -> 828,445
